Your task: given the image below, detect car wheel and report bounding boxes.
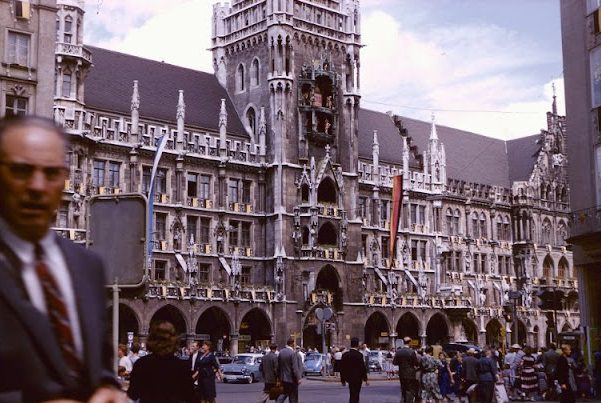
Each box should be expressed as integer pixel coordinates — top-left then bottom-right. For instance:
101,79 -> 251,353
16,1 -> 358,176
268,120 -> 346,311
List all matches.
248,374 -> 254,384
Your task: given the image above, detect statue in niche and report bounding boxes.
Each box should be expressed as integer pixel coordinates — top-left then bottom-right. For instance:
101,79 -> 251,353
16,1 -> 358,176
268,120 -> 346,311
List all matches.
71,191 -> 82,214
522,281 -> 533,308
326,95 -> 333,109
275,256 -> 285,301
214,220 -> 226,254
490,254 -> 497,274
324,118 -> 331,135
501,280 -> 510,304
418,271 -> 427,301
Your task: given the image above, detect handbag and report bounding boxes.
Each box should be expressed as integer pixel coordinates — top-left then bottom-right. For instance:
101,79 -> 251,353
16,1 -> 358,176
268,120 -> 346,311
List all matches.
269,382 -> 284,400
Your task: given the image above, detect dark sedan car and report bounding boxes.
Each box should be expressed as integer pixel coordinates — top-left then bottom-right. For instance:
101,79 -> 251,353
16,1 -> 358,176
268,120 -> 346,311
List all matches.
442,343 -> 481,355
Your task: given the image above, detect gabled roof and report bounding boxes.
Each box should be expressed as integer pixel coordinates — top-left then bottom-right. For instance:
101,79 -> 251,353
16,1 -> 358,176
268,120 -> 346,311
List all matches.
84,46 -> 247,136
507,134 -> 540,182
358,109 -> 513,187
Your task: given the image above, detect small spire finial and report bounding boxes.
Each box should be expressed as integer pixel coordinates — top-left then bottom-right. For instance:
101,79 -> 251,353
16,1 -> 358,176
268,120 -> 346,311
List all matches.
430,112 -> 438,141
552,82 -> 558,115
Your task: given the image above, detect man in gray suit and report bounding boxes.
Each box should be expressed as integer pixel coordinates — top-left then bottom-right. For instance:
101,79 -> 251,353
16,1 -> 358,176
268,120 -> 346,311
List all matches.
257,343 -> 279,403
0,116 -> 124,402
393,336 -> 419,403
276,337 -> 303,403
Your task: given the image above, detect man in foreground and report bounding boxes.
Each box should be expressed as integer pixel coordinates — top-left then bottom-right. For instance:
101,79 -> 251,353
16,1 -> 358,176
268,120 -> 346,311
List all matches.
276,337 -> 303,403
0,115 -> 124,402
393,336 -> 419,403
257,344 -> 279,403
340,337 -> 368,403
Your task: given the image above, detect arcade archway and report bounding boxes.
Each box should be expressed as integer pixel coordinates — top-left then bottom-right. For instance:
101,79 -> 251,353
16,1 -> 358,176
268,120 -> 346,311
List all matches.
196,307 -> 231,352
107,303 -> 140,345
462,319 -> 478,344
316,265 -> 343,311
239,308 -> 272,352
426,313 -> 449,345
150,304 -> 187,345
517,320 -> 527,346
365,312 -> 390,349
485,319 -> 504,348
302,308 -> 333,350
396,312 -> 419,344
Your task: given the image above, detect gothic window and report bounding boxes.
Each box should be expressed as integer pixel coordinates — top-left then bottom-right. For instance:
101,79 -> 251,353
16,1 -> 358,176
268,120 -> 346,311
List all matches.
471,212 -> 479,238
317,177 -> 336,204
199,218 -> 210,244
382,236 -> 389,259
155,213 -> 167,241
229,220 -> 240,246
241,267 -> 251,286
557,221 -> 568,246
142,166 -> 151,193
480,212 -> 487,238
187,173 -> 198,198
446,209 -> 454,235
317,221 -> 337,246
187,216 -> 198,244
541,218 -> 552,245
62,71 -> 72,98
503,216 -> 511,241
558,257 -> 569,279
302,226 -> 310,245
242,180 -> 252,204
241,222 -> 251,247
246,107 -> 256,137
156,168 -> 167,194
453,209 -> 461,235
5,95 -> 27,117
108,161 -> 120,187
561,187 -> 568,203
237,63 -> 245,92
228,178 -> 240,203
199,175 -> 211,200
154,260 -> 166,280
543,255 -> 554,279
92,160 -> 105,187
435,162 -> 440,182
251,58 -> 260,86
546,184 -> 553,201
301,183 -> 310,203
198,264 -> 210,283
64,15 -> 73,43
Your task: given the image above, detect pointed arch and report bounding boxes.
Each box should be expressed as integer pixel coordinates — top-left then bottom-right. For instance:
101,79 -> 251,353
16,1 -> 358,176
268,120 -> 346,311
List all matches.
543,254 -> 554,279
396,312 -> 420,342
251,57 -> 260,87
316,264 -> 343,311
558,256 -> 570,279
317,221 -> 337,246
317,176 -> 337,204
365,311 -> 391,348
301,183 -> 310,203
237,63 -> 245,91
195,306 -> 232,351
302,226 -> 310,245
107,303 -> 140,345
150,304 -> 187,340
485,319 -> 504,348
239,308 -> 272,351
426,313 -> 450,345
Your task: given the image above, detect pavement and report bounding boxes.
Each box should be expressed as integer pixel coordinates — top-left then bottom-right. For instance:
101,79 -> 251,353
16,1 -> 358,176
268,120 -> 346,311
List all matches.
307,371 -> 397,382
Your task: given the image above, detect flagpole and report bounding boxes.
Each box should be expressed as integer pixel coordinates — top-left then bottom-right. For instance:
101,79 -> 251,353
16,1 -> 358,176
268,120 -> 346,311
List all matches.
146,135 -> 169,275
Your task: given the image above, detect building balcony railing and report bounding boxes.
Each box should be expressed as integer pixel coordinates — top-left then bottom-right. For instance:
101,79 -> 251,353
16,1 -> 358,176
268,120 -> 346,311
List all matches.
570,206 -> 601,240
228,202 -> 253,213
228,246 -> 253,257
187,197 -> 213,209
55,42 -> 92,63
147,283 -> 276,302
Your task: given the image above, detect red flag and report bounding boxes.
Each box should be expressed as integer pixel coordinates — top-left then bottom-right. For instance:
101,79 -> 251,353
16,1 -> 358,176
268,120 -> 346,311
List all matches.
389,175 -> 403,267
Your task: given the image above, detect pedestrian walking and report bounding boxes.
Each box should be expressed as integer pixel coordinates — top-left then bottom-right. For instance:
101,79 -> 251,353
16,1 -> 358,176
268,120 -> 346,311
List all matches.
556,344 -> 577,403
542,343 -> 560,399
276,337 -> 304,403
437,351 -> 454,401
127,321 -> 195,403
257,344 -> 279,403
195,340 -> 222,403
519,347 -> 538,400
0,115 -> 124,402
334,347 -> 344,377
393,336 -> 420,403
461,348 -> 479,403
340,337 -> 369,403
419,346 -> 442,403
450,352 -> 464,398
476,348 -> 498,403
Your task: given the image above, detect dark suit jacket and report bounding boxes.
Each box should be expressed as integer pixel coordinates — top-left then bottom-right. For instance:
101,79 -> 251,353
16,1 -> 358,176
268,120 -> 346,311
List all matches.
278,347 -> 303,384
261,351 -> 279,384
462,356 -> 479,382
0,236 -> 117,402
127,354 -> 195,403
556,355 -> 573,387
393,347 -> 419,380
340,349 -> 367,384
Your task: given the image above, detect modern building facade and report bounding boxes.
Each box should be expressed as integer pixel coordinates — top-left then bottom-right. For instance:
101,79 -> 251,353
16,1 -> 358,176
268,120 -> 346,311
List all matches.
561,0 -> 601,358
1,0 -> 57,117
2,0 -> 578,353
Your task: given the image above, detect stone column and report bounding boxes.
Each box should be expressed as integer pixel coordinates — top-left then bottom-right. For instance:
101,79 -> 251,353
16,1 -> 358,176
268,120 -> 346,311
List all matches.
230,333 -> 239,356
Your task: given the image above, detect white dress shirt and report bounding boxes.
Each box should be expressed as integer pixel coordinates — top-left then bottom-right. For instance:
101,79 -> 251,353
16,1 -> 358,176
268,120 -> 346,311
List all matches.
0,217 -> 83,359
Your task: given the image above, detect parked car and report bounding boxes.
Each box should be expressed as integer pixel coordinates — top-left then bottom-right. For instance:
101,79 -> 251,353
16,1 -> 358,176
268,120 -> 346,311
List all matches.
442,343 -> 481,355
303,353 -> 326,376
368,350 -> 384,373
221,354 -> 263,384
214,351 -> 233,365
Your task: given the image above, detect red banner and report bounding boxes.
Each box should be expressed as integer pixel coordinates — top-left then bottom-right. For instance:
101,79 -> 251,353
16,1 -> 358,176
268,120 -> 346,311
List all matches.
389,175 -> 403,268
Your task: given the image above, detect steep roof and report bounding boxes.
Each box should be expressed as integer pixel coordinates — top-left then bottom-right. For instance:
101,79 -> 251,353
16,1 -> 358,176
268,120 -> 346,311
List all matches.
358,109 -> 513,188
507,134 -> 540,182
84,46 -> 247,136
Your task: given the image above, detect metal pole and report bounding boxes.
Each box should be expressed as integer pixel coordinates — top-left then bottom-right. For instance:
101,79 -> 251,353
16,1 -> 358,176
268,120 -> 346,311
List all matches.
513,299 -> 518,345
112,281 -> 119,375
553,288 -> 559,343
322,320 -> 327,356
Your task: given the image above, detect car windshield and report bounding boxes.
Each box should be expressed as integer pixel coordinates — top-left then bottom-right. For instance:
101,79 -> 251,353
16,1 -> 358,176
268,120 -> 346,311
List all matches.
232,356 -> 253,365
305,355 -> 321,362
369,351 -> 379,357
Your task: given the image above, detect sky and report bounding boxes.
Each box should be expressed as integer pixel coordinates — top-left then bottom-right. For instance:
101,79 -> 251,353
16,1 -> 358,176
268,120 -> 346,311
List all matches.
82,0 -> 564,140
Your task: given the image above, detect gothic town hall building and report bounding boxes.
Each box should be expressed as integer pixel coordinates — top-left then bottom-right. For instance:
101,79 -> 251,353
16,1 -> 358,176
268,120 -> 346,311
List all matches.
2,0 -> 579,354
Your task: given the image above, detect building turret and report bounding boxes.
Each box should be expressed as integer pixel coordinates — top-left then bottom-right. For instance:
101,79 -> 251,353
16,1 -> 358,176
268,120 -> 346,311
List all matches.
219,98 -> 227,157
130,80 -> 140,141
176,90 -> 185,151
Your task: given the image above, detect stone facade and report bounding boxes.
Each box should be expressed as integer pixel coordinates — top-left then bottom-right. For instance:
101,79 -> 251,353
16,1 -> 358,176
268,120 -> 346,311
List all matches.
32,0 -> 580,353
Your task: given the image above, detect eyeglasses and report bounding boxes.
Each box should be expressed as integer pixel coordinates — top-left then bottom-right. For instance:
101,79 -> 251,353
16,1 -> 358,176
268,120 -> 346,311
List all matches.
0,161 -> 68,182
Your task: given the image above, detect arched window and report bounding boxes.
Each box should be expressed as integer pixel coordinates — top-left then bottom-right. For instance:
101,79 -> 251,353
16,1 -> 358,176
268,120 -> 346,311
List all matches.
541,218 -> 552,245
64,15 -> 73,43
62,71 -> 72,98
480,212 -> 487,238
301,183 -> 310,203
471,212 -> 479,238
251,58 -> 260,86
317,177 -> 336,204
543,255 -> 554,279
446,209 -> 454,235
453,209 -> 461,235
503,216 -> 511,241
317,222 -> 337,246
246,107 -> 256,137
558,257 -> 569,279
237,63 -> 245,91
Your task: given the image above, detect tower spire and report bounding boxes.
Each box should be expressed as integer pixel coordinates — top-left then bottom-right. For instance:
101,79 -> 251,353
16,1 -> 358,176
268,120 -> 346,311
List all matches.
130,80 -> 140,138
429,112 -> 438,141
552,82 -> 558,115
219,98 -> 227,156
176,90 -> 186,151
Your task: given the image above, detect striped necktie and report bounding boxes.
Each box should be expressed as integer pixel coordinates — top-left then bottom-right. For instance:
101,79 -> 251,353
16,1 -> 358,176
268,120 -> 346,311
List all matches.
34,244 -> 82,379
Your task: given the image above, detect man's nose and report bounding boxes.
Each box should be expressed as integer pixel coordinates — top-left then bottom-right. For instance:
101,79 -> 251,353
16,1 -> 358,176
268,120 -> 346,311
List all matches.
27,168 -> 47,191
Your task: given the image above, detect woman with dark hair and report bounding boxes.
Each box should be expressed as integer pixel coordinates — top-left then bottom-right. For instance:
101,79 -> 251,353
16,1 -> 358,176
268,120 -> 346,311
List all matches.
127,321 -> 194,403
195,340 -> 222,403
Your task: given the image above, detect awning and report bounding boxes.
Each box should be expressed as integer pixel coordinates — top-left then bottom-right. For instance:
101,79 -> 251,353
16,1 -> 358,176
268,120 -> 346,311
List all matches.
374,268 -> 388,285
175,253 -> 188,273
219,257 -> 231,276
